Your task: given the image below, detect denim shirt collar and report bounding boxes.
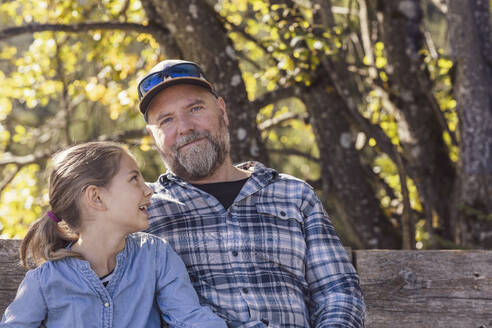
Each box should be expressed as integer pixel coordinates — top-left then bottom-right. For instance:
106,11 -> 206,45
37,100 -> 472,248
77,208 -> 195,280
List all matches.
64,237 -> 130,295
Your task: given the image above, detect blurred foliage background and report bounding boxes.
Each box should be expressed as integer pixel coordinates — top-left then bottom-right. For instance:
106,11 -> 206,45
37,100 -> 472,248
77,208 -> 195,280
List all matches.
1,0 -> 491,249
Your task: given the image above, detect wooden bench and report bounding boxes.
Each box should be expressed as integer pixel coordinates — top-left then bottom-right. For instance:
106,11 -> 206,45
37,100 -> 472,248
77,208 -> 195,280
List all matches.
1,239 -> 491,327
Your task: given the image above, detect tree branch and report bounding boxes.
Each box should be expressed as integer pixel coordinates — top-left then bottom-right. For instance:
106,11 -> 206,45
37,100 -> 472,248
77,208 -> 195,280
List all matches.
396,153 -> 415,249
235,49 -> 262,70
251,85 -> 301,112
424,30 -> 439,60
117,0 -> 131,19
0,128 -> 147,168
97,128 -> 148,142
0,166 -> 22,194
0,148 -> 55,166
313,0 -> 336,27
258,112 -> 309,131
222,18 -> 271,57
417,71 -> 459,146
54,36 -> 72,144
429,0 -> 448,14
358,0 -> 377,79
139,0 -> 182,58
0,22 -> 160,41
267,148 -> 319,163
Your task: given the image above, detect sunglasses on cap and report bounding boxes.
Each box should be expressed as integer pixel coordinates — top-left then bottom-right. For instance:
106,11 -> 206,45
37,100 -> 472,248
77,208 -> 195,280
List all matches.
137,62 -> 209,99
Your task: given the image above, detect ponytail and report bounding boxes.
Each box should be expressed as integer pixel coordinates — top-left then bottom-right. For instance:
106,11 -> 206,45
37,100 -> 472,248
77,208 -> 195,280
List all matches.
20,212 -> 80,268
19,141 -> 129,268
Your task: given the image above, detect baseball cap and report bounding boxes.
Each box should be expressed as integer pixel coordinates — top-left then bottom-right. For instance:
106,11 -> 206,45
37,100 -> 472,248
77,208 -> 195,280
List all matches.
137,59 -> 216,119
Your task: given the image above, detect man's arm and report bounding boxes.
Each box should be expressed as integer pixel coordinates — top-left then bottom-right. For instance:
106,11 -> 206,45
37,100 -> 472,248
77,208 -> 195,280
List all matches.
301,185 -> 365,327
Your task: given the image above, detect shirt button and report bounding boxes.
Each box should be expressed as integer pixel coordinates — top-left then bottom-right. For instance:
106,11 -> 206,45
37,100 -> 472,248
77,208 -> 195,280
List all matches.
232,250 -> 238,257
242,287 -> 249,294
104,302 -> 110,307
279,211 -> 286,217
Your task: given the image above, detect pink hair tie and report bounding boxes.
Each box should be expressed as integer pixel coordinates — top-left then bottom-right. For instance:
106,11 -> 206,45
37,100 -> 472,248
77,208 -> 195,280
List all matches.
47,210 -> 61,223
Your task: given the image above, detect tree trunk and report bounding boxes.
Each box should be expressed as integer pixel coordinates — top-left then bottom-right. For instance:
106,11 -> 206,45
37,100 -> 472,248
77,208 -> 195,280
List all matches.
143,0 -> 268,164
447,0 -> 492,248
312,0 -> 406,248
377,0 -> 457,245
301,79 -> 401,249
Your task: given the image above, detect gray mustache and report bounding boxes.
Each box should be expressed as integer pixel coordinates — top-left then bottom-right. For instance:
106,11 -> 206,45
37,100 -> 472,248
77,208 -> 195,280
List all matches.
174,131 -> 210,150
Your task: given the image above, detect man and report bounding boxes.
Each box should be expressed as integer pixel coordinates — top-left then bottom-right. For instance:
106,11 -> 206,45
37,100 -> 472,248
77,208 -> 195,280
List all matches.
138,59 -> 365,327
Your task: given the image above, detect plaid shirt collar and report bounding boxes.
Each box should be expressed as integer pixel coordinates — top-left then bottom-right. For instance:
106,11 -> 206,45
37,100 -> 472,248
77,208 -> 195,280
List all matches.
155,161 -> 279,201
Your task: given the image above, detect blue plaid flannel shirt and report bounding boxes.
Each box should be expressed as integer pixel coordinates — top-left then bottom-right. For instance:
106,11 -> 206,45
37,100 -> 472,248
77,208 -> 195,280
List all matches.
146,162 -> 365,328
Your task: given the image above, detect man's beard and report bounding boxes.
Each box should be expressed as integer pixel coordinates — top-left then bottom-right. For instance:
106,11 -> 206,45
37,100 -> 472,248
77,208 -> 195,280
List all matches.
161,115 -> 230,181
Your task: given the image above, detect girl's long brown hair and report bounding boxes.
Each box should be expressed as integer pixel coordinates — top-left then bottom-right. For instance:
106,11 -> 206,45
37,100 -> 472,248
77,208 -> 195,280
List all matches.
20,142 -> 129,268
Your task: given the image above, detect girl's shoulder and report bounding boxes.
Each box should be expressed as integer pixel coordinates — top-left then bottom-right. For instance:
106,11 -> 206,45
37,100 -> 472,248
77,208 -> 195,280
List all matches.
23,257 -> 72,283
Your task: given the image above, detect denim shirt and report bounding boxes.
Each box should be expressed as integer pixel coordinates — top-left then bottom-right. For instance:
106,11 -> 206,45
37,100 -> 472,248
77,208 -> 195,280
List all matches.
0,232 -> 227,328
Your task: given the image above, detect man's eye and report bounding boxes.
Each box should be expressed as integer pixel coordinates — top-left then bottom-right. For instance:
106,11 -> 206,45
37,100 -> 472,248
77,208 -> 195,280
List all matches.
159,117 -> 173,126
190,106 -> 203,113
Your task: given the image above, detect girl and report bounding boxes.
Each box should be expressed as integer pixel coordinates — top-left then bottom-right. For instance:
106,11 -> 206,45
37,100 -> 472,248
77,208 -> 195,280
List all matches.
0,142 -> 226,328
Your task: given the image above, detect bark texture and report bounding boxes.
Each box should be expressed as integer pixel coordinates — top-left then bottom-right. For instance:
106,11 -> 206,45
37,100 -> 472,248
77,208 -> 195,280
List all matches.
377,0 -> 457,244
447,0 -> 492,247
301,79 -> 401,249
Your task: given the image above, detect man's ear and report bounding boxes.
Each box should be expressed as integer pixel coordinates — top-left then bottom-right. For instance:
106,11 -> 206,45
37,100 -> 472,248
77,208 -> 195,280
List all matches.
83,185 -> 107,211
217,97 -> 229,126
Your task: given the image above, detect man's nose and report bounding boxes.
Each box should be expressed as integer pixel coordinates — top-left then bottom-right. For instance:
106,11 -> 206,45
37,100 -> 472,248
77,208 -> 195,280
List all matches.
177,116 -> 195,135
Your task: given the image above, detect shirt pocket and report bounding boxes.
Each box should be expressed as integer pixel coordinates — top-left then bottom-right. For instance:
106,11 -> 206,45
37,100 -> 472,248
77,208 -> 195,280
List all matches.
252,203 -> 306,277
255,203 -> 304,225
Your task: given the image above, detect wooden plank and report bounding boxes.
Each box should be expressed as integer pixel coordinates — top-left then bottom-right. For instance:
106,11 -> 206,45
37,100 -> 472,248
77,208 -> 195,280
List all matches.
0,239 -> 26,317
354,250 -> 492,328
3,239 -> 492,327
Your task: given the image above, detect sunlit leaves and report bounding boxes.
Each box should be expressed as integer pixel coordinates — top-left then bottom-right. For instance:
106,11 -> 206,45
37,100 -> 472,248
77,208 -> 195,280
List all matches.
0,164 -> 46,238
0,0 -> 159,237
373,154 -> 422,216
0,46 -> 17,60
0,125 -> 11,150
374,42 -> 387,68
220,0 -> 324,87
257,97 -> 319,181
139,135 -> 152,152
85,78 -> 107,101
443,132 -> 459,162
263,66 -> 280,90
379,71 -> 388,82
437,58 -> 453,75
414,219 -> 429,249
241,71 -> 257,100
0,1 -> 23,25
0,0 -> 469,247
424,50 -> 459,161
0,98 -> 12,120
363,89 -> 401,147
6,32 -> 65,109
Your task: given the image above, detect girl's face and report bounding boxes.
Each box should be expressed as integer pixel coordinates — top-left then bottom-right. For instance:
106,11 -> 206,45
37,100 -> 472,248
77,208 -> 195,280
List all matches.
99,152 -> 153,234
